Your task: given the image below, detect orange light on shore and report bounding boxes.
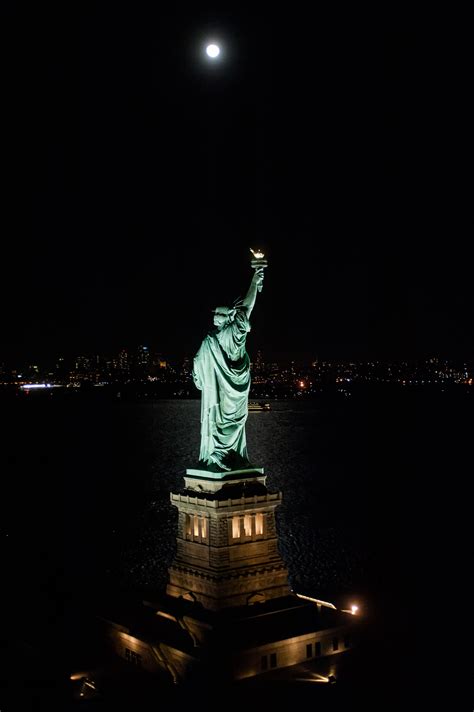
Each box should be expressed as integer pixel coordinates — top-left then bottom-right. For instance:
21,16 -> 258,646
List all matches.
341,602 -> 360,615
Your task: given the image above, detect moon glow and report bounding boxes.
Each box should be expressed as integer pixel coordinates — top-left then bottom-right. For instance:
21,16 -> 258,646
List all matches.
206,44 -> 220,58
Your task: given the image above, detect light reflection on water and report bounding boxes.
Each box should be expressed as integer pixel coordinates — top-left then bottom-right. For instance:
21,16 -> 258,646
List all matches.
2,395 -> 371,602
114,399 -> 369,597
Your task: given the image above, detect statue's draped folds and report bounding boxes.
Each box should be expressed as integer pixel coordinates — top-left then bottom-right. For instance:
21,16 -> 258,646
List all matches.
193,308 -> 251,470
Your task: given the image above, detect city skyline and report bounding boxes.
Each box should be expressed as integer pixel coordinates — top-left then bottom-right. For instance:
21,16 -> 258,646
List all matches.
2,330 -> 474,371
2,344 -> 472,395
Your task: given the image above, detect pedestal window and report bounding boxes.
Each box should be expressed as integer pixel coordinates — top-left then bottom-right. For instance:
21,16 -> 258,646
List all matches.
185,513 -> 207,541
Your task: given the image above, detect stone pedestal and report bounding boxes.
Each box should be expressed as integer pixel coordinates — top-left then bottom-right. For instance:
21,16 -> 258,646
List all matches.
166,468 -> 291,610
99,467 -> 359,686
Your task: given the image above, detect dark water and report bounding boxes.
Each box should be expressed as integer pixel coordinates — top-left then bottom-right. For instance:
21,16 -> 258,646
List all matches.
2,396 -> 373,598
1,389 -> 469,708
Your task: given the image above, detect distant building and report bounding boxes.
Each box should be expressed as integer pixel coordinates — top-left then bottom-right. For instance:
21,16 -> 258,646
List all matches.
137,345 -> 150,367
118,348 -> 129,373
75,356 -> 91,371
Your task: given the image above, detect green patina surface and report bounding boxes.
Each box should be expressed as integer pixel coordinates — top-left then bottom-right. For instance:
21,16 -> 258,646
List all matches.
192,264 -> 265,474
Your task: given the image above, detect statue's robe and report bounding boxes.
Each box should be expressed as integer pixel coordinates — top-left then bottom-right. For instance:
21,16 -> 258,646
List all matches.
193,308 -> 251,470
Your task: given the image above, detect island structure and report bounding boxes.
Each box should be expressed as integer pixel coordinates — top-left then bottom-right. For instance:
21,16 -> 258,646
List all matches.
98,256 -> 360,687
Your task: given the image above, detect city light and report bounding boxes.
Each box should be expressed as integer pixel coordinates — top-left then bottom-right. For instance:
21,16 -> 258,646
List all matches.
20,383 -> 52,389
351,604 -> 359,615
2,353 -> 470,395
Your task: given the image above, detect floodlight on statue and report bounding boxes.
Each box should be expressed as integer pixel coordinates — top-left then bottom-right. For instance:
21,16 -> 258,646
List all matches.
250,248 -> 268,293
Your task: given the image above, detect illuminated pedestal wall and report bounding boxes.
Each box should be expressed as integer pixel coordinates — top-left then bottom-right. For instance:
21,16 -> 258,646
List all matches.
102,608 -> 353,684
166,472 -> 291,610
98,471 -> 358,685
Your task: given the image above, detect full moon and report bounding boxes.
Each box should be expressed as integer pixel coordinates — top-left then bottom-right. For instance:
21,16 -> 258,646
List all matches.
206,44 -> 220,58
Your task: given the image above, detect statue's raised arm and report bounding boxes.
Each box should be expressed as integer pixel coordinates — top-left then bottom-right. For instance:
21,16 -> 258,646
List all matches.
192,255 -> 267,474
242,267 -> 264,319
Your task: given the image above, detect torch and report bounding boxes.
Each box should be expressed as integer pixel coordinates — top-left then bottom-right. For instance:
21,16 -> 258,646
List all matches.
250,248 -> 268,293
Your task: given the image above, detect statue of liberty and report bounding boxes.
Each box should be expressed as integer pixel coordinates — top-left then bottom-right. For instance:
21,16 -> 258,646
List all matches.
192,260 -> 266,473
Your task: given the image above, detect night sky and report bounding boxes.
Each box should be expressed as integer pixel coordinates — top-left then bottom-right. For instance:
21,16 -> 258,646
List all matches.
2,10 -> 472,365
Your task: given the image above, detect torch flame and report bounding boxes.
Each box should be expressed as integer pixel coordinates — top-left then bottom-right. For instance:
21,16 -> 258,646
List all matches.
250,248 -> 265,259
